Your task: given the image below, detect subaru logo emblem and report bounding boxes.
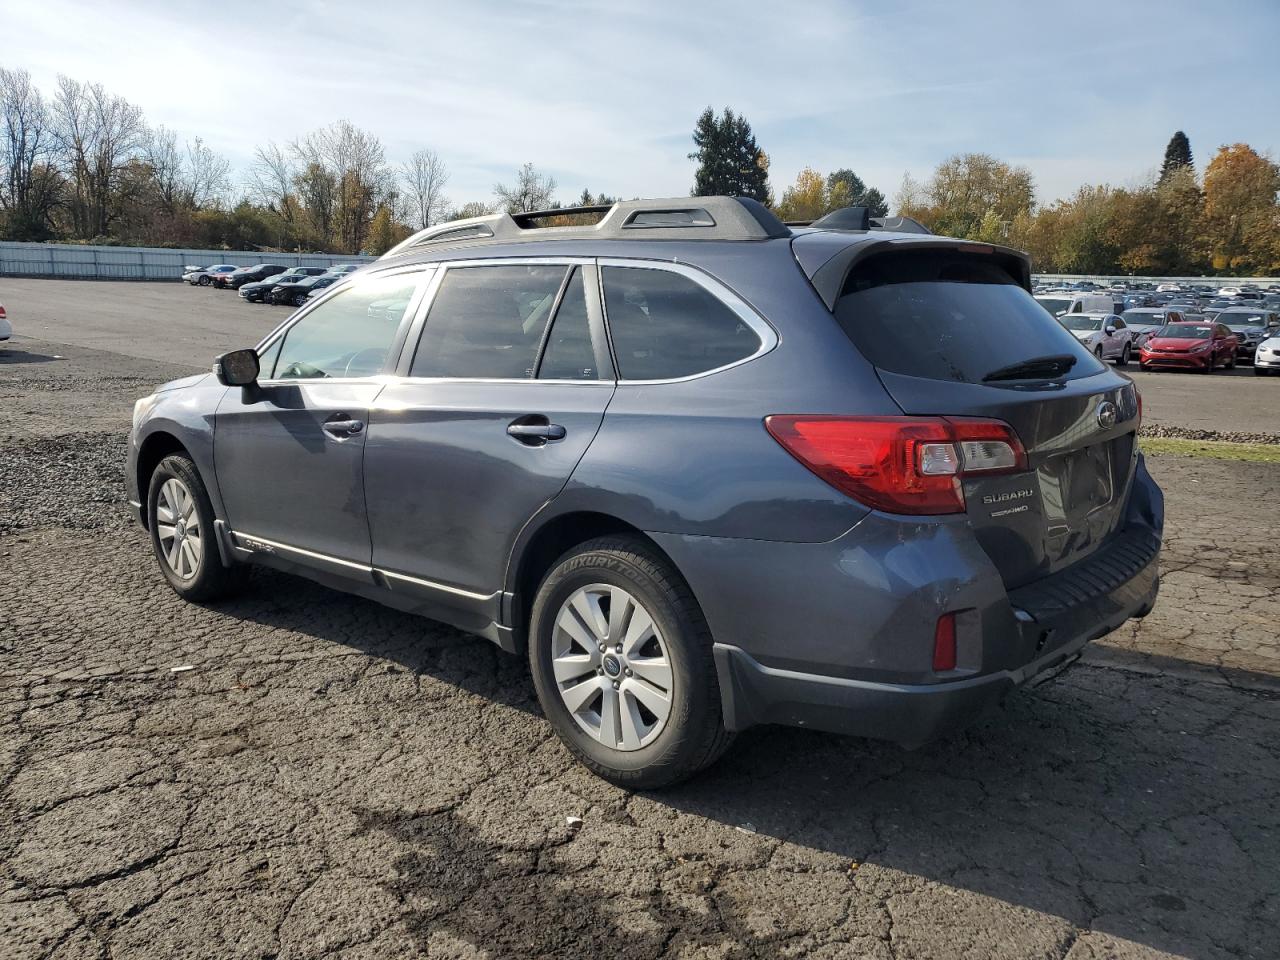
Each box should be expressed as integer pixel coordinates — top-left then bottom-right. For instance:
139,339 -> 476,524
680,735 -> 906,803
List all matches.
1096,400 -> 1117,430
602,655 -> 622,678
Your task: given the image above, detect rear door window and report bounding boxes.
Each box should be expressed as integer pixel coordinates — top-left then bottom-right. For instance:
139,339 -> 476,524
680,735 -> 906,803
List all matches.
602,265 -> 762,380
411,264 -> 568,379
832,251 -> 1106,383
538,267 -> 602,380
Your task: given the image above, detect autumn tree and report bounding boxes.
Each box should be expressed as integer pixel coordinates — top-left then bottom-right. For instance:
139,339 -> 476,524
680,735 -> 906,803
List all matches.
689,106 -> 770,203
896,153 -> 1035,240
1202,143 -> 1280,274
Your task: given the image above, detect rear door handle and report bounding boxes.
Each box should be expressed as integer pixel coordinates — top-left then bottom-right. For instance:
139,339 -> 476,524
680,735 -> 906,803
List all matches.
507,417 -> 566,445
323,415 -> 365,438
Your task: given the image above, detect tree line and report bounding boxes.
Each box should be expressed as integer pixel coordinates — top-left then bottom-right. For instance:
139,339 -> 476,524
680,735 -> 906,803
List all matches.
3,70 -> 1277,274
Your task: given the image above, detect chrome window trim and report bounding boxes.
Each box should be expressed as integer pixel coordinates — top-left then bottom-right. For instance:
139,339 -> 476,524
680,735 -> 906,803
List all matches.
595,257 -> 778,384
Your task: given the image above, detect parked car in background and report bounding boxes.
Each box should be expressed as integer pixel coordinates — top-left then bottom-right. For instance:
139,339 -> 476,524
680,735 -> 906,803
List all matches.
125,197 -> 1162,787
1139,321 -> 1237,372
269,273 -> 344,306
0,302 -> 10,343
1035,293 -> 1115,317
1254,331 -> 1280,376
216,263 -> 288,290
326,264 -> 362,276
1121,307 -> 1188,344
238,267 -> 328,302
183,264 -> 238,286
1059,312 -> 1136,364
1211,308 -> 1279,362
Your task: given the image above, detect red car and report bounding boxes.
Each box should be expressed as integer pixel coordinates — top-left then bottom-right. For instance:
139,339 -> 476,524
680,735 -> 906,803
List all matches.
1138,321 -> 1237,372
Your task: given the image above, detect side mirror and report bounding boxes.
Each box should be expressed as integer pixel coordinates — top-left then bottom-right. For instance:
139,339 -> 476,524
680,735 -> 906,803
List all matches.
1104,326 -> 1116,336
214,348 -> 260,386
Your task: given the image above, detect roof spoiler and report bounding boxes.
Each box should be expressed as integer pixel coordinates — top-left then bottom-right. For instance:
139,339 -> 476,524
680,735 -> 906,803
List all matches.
381,196 -> 791,258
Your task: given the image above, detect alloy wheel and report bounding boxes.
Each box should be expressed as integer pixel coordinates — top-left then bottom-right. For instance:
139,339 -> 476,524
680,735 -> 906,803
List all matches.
551,584 -> 673,751
155,477 -> 202,581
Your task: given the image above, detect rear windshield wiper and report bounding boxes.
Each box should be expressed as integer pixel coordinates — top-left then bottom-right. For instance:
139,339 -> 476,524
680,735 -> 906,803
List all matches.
982,354 -> 1078,383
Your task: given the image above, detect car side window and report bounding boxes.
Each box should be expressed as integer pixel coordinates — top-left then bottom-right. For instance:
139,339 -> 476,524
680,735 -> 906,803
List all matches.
270,272 -> 422,380
411,264 -> 568,379
1112,317 -> 1125,329
602,266 -> 762,380
538,267 -> 601,380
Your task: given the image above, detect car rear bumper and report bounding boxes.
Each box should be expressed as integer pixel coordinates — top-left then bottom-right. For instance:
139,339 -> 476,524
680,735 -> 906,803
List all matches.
654,455 -> 1164,745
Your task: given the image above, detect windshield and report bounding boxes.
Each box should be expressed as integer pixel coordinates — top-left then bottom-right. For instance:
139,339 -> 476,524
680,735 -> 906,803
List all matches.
833,251 -> 1105,383
1123,311 -> 1165,324
1156,325 -> 1211,339
1062,315 -> 1103,331
1221,315 -> 1265,327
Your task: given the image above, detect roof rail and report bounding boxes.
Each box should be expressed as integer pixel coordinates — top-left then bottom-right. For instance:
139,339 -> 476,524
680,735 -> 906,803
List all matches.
380,196 -> 791,259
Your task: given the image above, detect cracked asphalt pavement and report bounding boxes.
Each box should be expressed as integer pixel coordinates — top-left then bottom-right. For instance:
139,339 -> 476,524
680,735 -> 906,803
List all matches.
2,282 -> 1279,959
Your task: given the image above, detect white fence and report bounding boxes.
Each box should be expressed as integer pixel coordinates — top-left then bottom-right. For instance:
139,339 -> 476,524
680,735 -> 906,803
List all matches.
0,241 -> 376,281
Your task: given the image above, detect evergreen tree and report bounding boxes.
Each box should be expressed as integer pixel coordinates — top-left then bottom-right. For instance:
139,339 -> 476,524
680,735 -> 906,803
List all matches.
1160,131 -> 1194,181
826,169 -> 889,217
689,106 -> 770,202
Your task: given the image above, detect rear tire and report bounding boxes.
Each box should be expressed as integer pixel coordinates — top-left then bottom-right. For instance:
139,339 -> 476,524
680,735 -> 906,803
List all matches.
528,535 -> 733,789
146,454 -> 249,603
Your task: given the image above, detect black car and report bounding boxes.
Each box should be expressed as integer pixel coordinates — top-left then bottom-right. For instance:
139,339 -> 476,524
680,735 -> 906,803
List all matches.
269,273 -> 343,306
238,267 -> 327,302
216,263 -> 288,290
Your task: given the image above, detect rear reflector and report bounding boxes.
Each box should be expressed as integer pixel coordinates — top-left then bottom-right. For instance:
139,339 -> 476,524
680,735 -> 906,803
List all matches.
933,612 -> 958,671
765,415 -> 1027,515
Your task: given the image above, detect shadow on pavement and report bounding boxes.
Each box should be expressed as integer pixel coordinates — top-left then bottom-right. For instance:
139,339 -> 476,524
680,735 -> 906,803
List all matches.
220,567 -> 1277,960
0,347 -> 63,364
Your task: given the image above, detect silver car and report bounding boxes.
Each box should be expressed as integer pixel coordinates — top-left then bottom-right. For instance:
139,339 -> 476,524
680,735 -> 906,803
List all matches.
1059,313 -> 1136,365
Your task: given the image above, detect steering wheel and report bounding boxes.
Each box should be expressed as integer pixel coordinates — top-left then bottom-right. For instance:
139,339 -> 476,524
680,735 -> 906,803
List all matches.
343,348 -> 387,377
280,360 -> 327,379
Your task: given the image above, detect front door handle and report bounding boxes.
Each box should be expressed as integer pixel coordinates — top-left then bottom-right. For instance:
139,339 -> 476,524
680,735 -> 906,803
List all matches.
323,415 -> 365,438
507,417 -> 566,445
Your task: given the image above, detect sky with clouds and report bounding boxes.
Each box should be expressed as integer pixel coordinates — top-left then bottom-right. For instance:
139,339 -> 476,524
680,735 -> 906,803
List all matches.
4,0 -> 1278,211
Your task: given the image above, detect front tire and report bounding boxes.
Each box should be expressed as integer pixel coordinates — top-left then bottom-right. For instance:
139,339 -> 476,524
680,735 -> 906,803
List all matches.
1115,343 -> 1130,367
147,454 -> 248,602
198,275 -> 210,286
528,536 -> 732,789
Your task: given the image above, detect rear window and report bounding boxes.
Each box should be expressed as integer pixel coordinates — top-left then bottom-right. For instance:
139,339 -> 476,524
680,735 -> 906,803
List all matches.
833,252 -> 1106,383
602,266 -> 761,380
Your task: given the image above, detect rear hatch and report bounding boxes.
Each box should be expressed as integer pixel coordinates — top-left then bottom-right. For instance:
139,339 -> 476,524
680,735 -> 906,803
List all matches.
797,235 -> 1140,590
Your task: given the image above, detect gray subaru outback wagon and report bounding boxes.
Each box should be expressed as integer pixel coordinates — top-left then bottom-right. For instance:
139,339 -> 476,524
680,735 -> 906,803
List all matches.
127,197 -> 1163,787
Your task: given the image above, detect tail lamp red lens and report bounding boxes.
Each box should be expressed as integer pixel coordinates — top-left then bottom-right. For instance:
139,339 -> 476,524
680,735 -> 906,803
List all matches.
765,415 -> 1027,516
933,612 -> 958,672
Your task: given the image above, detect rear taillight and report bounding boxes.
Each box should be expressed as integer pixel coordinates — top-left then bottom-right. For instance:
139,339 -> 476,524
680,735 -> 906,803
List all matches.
765,415 -> 1027,516
0,304 -> 6,319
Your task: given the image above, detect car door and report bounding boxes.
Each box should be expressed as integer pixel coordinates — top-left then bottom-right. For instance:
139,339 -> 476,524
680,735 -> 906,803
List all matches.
363,260 -> 615,620
214,268 -> 431,579
1215,324 -> 1234,365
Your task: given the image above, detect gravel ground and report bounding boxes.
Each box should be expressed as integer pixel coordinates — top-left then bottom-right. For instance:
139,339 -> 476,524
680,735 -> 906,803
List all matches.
2,309 -> 1279,959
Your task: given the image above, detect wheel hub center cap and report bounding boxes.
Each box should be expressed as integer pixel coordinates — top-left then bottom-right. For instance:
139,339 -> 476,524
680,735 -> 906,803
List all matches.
602,654 -> 622,678
175,520 -> 187,538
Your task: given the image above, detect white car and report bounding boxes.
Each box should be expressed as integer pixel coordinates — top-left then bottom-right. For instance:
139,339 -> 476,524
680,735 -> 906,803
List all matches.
1060,312 -> 1137,365
1254,332 -> 1280,376
182,264 -> 238,286
0,302 -> 10,343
